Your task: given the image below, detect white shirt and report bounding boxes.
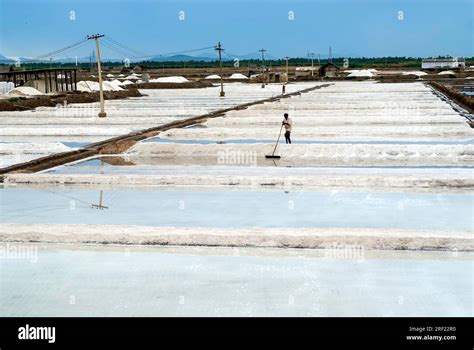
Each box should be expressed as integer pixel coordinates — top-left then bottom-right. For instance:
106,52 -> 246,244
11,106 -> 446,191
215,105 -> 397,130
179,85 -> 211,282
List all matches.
283,117 -> 292,132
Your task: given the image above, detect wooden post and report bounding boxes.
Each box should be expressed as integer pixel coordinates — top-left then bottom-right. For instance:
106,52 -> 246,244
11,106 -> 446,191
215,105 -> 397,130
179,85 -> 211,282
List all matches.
74,69 -> 77,91
49,71 -> 53,93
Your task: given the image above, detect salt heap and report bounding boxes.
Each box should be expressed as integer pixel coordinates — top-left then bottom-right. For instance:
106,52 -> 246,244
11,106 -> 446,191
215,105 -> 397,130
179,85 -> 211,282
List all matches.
402,71 -> 427,77
149,76 -> 190,83
8,86 -> 43,96
205,74 -> 221,79
229,73 -> 249,79
438,70 -> 455,75
103,81 -> 123,91
121,80 -> 134,86
76,80 -> 123,92
110,79 -> 124,87
77,81 -> 98,92
346,69 -> 375,78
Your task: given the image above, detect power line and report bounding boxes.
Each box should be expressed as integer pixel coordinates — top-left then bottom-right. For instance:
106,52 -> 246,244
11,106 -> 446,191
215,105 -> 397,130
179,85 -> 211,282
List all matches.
105,36 -> 152,58
101,40 -> 141,59
11,35 -> 272,65
102,38 -> 146,58
20,40 -> 91,63
100,37 -> 216,60
21,38 -> 90,63
36,38 -> 89,59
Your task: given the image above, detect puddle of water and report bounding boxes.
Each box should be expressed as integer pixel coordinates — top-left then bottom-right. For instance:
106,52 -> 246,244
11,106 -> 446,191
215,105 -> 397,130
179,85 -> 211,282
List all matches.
71,159 -> 108,167
61,141 -> 90,148
52,156 -> 135,170
0,188 -> 471,231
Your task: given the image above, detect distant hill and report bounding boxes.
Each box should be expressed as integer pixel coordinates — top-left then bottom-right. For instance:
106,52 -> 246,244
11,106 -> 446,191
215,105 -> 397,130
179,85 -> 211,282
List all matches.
0,54 -> 14,64
150,54 -> 217,62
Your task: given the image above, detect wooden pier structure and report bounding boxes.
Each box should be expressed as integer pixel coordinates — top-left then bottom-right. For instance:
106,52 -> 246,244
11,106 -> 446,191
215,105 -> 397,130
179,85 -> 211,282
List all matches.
0,68 -> 77,93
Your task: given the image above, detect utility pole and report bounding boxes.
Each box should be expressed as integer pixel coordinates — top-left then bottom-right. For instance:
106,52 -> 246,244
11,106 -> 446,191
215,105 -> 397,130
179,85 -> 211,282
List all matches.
87,34 -> 106,118
284,56 -> 290,82
309,53 -> 315,77
215,42 -> 225,97
259,48 -> 266,88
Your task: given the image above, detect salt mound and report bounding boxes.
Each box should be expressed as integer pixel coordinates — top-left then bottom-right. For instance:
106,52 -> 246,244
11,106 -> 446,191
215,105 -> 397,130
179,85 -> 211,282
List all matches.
121,80 -> 134,86
205,74 -> 221,79
229,73 -> 248,79
346,70 -> 374,78
402,71 -> 427,77
103,81 -> 123,91
125,75 -> 139,80
77,81 -> 97,92
106,74 -> 115,78
8,86 -> 43,96
149,76 -> 190,83
110,79 -> 123,86
438,70 -> 455,75
77,80 -> 122,92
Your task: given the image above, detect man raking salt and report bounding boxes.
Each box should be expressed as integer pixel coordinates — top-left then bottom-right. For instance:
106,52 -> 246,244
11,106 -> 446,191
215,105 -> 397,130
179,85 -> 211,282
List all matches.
265,112 -> 293,159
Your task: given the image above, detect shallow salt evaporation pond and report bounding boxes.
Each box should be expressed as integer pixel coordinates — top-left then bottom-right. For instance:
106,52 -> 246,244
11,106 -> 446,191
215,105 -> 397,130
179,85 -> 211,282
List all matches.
1,244 -> 472,316
0,188 -> 472,232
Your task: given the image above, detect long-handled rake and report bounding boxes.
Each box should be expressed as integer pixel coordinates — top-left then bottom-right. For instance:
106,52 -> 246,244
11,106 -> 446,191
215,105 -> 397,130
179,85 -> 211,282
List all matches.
265,124 -> 284,159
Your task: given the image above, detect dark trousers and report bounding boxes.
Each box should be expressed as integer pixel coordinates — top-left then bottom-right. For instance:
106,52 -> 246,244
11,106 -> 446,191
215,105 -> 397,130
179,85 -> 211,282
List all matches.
284,131 -> 291,144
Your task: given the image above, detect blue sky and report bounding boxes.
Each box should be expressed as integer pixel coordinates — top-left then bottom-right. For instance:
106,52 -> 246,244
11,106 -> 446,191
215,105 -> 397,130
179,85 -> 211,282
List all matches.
0,0 -> 472,59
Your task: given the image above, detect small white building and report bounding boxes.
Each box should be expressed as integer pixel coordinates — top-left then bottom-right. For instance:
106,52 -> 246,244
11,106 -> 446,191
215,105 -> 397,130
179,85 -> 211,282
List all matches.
422,58 -> 465,69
